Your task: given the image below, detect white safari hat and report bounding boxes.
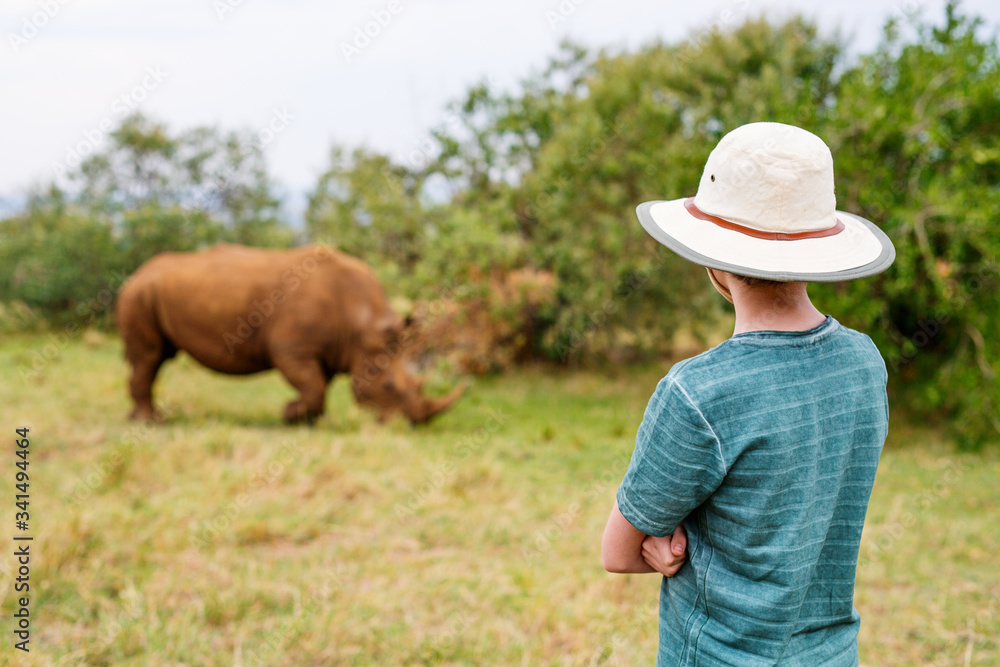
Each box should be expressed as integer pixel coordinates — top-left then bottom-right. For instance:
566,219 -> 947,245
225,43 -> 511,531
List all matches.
636,122 -> 895,281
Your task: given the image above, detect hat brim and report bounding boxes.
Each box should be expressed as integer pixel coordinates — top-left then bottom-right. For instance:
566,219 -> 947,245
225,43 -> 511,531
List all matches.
636,199 -> 895,282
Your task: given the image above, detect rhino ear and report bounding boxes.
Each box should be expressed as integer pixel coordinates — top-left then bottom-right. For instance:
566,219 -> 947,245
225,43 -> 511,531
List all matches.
376,314 -> 403,336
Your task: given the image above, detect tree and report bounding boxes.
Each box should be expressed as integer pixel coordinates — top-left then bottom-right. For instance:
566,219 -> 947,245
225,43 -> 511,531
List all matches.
307,6 -> 998,443
426,19 -> 844,361
306,147 -> 429,290
75,113 -> 292,260
817,1 -> 1000,445
0,113 -> 293,326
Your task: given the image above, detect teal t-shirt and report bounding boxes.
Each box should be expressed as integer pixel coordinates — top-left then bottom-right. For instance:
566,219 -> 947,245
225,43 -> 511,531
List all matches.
617,316 -> 888,666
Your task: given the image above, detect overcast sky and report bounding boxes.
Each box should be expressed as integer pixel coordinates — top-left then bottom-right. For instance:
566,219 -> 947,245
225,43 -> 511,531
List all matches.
3,0 -> 998,211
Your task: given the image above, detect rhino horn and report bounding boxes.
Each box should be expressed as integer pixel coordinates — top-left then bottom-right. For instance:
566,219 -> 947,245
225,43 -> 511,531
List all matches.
407,383 -> 467,425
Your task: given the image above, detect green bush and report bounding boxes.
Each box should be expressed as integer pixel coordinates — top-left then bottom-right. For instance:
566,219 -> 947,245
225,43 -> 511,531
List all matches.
304,4 -> 999,444
815,5 -> 1000,446
2,3 -> 996,445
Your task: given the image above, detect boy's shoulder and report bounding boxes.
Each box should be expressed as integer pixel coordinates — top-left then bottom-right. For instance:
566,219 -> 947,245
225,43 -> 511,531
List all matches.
663,335 -> 751,382
663,318 -> 885,394
654,343 -> 742,407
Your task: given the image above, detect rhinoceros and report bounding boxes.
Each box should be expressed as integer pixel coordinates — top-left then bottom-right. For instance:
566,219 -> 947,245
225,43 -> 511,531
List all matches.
115,243 -> 464,424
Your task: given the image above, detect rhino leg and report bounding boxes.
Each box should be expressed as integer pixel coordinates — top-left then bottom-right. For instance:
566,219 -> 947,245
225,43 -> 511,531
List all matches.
273,355 -> 328,424
124,333 -> 175,423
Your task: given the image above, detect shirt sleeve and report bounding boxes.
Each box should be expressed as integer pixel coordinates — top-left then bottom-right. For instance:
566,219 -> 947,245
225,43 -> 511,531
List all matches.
616,375 -> 727,537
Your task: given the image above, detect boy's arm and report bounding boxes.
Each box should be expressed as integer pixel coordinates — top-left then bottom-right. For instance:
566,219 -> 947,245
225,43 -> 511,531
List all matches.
602,501 -> 688,574
602,501 -> 657,573
605,375 -> 722,575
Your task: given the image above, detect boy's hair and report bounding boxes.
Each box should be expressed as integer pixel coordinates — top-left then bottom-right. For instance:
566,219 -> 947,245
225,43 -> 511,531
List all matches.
732,274 -> 787,289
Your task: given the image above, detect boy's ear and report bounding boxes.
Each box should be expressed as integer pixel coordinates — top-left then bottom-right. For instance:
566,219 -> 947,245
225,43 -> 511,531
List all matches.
707,268 -> 734,304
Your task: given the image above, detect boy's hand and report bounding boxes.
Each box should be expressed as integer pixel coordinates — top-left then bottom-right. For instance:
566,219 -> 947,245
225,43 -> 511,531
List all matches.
641,523 -> 688,577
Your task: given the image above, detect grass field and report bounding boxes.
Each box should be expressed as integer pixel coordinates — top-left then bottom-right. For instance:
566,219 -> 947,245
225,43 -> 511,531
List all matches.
0,332 -> 997,666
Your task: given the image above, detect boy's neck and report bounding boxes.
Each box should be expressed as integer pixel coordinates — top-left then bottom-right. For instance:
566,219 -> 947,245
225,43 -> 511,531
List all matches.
730,283 -> 827,336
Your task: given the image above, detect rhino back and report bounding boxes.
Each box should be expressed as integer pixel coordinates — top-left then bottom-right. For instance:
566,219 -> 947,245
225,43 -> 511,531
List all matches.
127,245 -> 390,376
134,246 -> 307,373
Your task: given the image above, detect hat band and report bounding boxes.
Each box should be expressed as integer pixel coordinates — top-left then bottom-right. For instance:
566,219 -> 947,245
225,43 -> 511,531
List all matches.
684,198 -> 845,241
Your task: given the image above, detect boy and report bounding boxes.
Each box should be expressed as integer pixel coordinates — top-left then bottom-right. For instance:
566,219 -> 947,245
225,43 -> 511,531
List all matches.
602,122 -> 894,666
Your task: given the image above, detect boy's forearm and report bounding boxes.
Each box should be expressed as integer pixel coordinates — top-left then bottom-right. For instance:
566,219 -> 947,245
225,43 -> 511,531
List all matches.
601,500 -> 658,573
605,553 -> 658,574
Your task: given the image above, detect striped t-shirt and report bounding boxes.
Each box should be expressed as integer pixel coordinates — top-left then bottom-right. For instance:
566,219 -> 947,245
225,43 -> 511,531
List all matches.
617,316 -> 888,666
